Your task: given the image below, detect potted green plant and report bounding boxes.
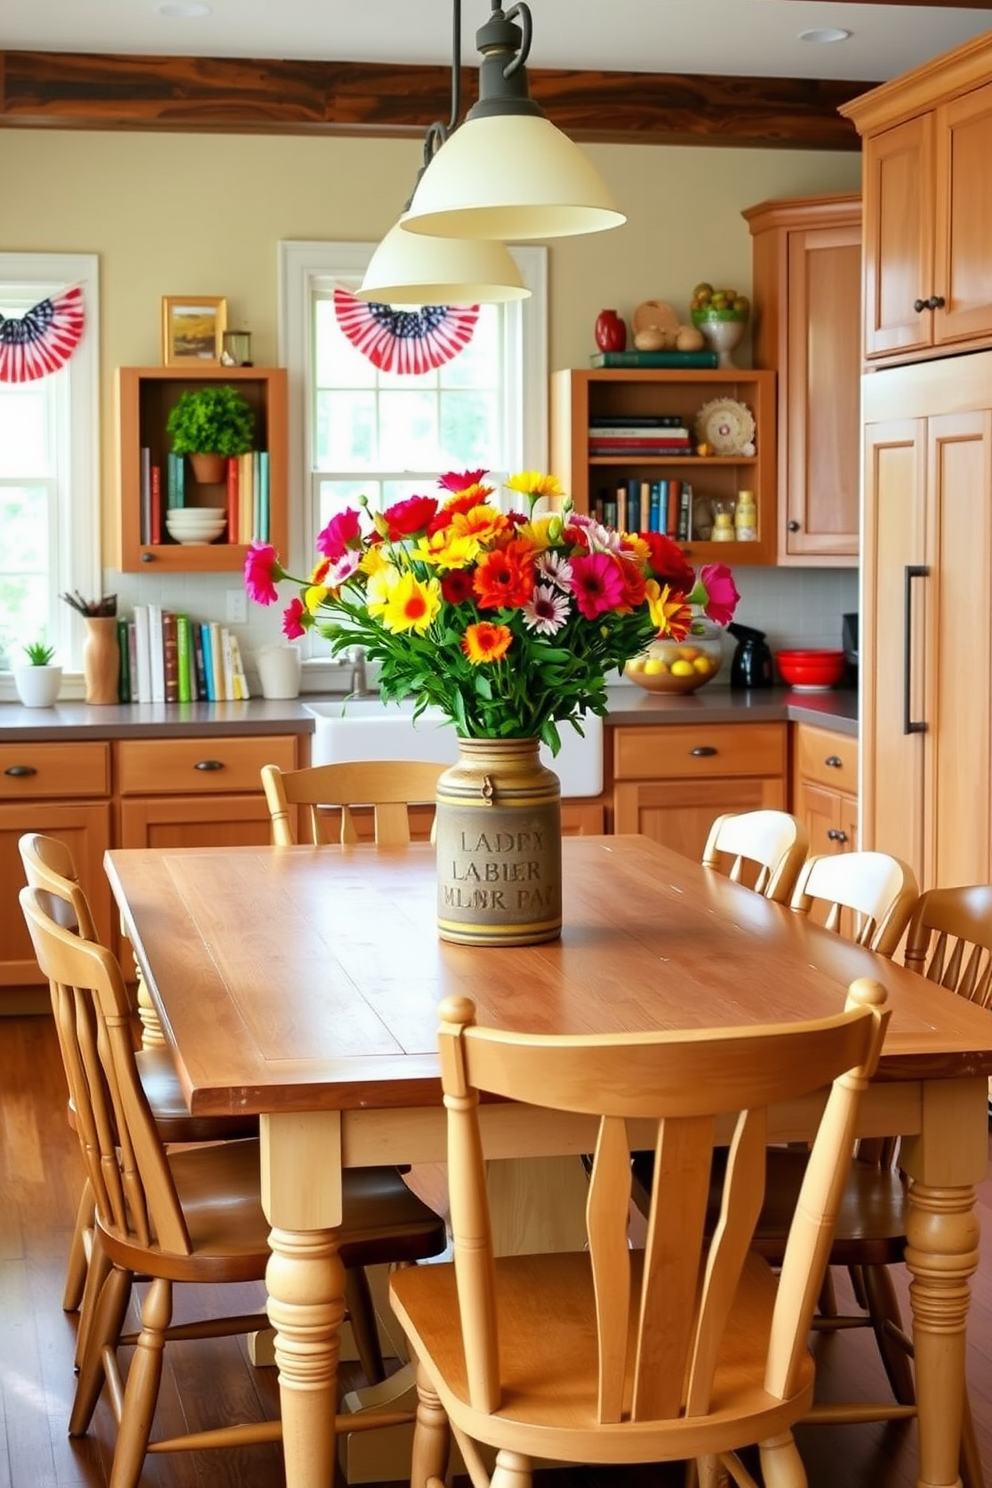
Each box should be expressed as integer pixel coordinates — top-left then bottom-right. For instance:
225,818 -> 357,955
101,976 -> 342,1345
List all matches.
166,384 -> 255,484
14,640 -> 63,708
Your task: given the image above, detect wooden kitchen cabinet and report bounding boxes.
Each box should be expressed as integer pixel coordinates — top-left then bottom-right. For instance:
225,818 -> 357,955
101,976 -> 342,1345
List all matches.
842,39 -> 992,365
744,194 -> 861,562
861,353 -> 992,890
115,365 -> 288,573
550,368 -> 777,566
0,741 -> 113,993
115,734 -> 299,848
610,722 -> 787,860
791,724 -> 859,857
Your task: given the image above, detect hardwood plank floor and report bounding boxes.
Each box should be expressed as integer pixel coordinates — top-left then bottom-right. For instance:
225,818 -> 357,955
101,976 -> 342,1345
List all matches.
1,1012 -> 989,1488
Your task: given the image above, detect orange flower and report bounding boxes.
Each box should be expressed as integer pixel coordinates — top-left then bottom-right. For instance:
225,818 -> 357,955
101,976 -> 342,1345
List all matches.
473,539 -> 536,610
461,622 -> 513,664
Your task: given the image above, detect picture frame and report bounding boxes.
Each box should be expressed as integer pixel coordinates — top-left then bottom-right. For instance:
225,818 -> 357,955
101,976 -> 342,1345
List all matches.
161,296 -> 228,366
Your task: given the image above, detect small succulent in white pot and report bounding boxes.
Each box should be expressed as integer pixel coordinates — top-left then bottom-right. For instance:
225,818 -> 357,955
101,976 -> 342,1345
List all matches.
14,640 -> 63,707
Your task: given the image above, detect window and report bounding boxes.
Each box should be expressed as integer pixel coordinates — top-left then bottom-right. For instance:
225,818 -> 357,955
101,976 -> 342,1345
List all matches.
0,253 -> 100,679
278,241 -> 547,650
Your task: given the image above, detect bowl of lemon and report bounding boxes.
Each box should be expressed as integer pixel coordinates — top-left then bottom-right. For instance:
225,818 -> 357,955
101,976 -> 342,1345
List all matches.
625,628 -> 725,694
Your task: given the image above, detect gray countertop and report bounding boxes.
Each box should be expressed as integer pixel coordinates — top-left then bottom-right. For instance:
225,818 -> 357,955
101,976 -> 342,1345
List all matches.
0,685 -> 858,743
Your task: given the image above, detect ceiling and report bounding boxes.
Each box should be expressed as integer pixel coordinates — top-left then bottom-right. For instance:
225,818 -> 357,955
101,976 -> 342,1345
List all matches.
3,0 -> 991,84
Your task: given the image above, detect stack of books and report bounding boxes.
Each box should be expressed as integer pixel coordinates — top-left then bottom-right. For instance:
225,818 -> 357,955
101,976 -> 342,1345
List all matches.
595,478 -> 695,540
588,415 -> 693,457
118,607 -> 251,703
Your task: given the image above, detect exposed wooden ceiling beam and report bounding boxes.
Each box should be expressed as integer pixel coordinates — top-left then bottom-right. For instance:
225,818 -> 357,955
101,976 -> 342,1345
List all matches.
0,51 -> 869,149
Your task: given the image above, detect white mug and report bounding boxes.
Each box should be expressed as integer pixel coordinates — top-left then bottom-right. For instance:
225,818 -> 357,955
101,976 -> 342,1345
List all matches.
255,644 -> 301,700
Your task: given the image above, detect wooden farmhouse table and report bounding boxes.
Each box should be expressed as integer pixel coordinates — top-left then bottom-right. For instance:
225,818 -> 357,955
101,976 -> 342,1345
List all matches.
104,835 -> 992,1488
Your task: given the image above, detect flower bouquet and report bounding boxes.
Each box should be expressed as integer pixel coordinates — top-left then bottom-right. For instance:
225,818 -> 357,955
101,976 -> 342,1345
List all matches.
244,469 -> 739,755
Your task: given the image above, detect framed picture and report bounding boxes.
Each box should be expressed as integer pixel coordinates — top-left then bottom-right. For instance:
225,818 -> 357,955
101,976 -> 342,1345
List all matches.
161,296 -> 228,366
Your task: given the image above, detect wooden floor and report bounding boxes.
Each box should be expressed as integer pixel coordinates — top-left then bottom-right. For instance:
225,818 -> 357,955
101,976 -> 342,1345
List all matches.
1,1011 -> 990,1488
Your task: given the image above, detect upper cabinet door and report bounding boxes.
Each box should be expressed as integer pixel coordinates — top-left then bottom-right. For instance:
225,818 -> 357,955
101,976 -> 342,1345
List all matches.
862,113 -> 934,360
933,79 -> 992,349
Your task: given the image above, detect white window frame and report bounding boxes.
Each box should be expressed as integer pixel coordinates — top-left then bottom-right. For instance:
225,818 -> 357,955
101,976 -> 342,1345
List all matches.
278,239 -> 548,593
0,252 -> 100,690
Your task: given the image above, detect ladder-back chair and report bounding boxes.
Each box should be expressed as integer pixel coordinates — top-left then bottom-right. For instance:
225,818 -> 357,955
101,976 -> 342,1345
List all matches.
261,759 -> 447,845
702,809 -> 810,904
789,849 -> 919,956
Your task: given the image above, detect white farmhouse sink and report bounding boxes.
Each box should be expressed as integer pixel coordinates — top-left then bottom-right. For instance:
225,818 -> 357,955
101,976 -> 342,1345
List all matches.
304,698 -> 603,799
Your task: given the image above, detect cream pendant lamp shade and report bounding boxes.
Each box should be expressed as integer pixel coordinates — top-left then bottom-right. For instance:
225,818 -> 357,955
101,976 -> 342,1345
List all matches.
356,218 -> 529,305
402,0 -> 625,243
403,112 -> 624,242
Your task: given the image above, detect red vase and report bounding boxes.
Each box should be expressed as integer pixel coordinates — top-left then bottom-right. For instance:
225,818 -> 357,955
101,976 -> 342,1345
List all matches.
595,309 -> 627,353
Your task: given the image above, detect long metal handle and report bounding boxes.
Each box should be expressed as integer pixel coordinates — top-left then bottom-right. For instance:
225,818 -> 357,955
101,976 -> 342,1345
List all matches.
904,564 -> 929,736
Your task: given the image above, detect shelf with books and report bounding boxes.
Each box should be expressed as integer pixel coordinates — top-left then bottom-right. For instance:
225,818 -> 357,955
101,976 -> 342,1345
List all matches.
550,367 -> 777,566
117,605 -> 251,704
115,365 -> 287,573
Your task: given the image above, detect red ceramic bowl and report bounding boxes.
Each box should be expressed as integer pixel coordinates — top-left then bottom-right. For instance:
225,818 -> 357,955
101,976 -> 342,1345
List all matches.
775,648 -> 846,690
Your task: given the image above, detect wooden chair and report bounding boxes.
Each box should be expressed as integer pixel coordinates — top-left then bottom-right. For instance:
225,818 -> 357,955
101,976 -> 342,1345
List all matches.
261,759 -> 447,846
19,882 -> 447,1488
788,848 -> 920,956
702,808 -> 809,903
389,983 -> 889,1488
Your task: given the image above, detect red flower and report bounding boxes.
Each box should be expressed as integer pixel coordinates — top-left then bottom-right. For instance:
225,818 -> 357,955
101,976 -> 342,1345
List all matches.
244,542 -> 281,605
382,495 -> 438,540
641,532 -> 695,595
438,469 -> 488,493
570,551 -> 625,620
697,563 -> 741,626
615,555 -> 647,613
441,569 -> 475,605
316,508 -> 362,560
282,597 -> 308,639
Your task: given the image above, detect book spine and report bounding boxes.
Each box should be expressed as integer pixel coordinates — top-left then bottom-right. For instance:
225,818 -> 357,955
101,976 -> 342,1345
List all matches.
253,451 -> 262,541
666,479 -> 681,537
140,446 -> 151,545
200,622 -> 216,701
230,635 -> 251,700
193,623 -> 208,700
588,438 -> 693,450
147,604 -> 165,704
133,604 -> 151,704
678,483 -> 693,541
162,612 -> 179,704
648,481 -> 662,534
589,414 -> 687,428
116,617 -> 131,702
226,457 -> 239,548
589,350 -> 719,368
638,480 -> 651,532
259,451 -> 270,542
209,622 -> 226,702
219,626 -> 236,701
240,452 -> 254,541
176,615 -> 192,704
150,464 -> 162,544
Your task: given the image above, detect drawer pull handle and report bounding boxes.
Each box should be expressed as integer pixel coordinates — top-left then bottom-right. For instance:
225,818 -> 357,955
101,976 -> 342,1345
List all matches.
4,764 -> 37,777
824,755 -> 843,769
194,759 -> 225,772
827,829 -> 848,843
690,746 -> 718,758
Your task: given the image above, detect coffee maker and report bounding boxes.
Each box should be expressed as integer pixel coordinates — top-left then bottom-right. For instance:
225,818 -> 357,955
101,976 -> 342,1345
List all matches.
727,622 -> 774,690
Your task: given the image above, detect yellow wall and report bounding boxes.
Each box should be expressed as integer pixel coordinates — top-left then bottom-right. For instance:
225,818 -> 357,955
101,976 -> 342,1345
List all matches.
0,128 -> 860,560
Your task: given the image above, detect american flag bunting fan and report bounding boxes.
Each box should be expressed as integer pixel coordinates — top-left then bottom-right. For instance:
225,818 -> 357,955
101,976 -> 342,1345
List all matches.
333,287 -> 479,374
0,286 -> 86,383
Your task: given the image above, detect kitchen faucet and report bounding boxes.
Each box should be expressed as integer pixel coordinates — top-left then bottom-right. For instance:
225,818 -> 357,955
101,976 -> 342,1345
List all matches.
347,644 -> 375,698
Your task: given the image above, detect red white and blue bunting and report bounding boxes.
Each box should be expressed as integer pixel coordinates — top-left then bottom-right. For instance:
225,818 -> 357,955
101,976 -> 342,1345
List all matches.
0,285 -> 86,383
333,286 -> 478,374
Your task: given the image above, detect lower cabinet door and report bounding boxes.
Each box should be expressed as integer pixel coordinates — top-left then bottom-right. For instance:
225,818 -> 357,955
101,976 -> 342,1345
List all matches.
613,776 -> 786,861
118,794 -> 278,849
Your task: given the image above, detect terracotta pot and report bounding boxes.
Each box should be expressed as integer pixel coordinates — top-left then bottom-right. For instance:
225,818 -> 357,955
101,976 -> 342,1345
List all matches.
82,616 -> 121,705
188,452 -> 227,485
434,737 -> 562,947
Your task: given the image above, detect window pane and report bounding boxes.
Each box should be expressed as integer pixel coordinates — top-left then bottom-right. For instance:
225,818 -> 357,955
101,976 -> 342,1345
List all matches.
0,483 -> 52,662
314,390 -> 377,469
0,384 -> 51,477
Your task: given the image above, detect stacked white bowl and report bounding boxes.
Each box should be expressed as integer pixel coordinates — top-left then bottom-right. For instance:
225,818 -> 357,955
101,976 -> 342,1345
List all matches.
165,506 -> 228,545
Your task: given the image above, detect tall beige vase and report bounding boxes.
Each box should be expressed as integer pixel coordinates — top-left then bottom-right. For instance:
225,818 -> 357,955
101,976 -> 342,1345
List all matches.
82,616 -> 120,705
434,737 -> 562,947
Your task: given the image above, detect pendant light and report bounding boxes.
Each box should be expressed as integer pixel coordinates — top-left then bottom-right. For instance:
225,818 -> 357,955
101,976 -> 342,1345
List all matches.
402,0 -> 625,243
356,0 -> 529,306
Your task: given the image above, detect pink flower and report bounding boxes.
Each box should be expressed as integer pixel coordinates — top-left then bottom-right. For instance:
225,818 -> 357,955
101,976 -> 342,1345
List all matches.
244,542 -> 281,606
282,597 -> 308,639
316,508 -> 362,560
569,551 -> 624,620
696,563 -> 741,626
438,469 -> 487,493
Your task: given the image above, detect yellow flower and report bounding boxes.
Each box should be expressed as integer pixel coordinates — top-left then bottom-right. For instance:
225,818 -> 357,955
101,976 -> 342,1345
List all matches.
305,583 -> 329,615
360,544 -> 390,577
380,571 -> 442,634
417,527 -> 483,570
506,471 -> 565,502
646,580 -> 692,641
366,563 -> 400,618
461,621 -> 513,664
516,514 -> 558,551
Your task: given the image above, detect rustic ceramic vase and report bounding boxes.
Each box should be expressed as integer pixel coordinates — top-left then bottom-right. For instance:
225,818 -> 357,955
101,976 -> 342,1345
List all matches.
82,616 -> 121,705
594,308 -> 627,353
434,737 -> 562,947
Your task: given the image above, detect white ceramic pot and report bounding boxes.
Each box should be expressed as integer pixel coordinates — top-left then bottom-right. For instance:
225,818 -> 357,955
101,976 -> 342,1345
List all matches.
14,664 -> 63,707
255,645 -> 301,700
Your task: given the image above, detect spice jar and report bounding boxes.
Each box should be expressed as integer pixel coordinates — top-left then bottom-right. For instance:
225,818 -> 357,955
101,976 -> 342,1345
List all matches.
711,499 -> 736,542
735,490 -> 757,542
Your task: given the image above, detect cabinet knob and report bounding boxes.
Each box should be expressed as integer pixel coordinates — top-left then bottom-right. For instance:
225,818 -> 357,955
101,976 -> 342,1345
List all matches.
4,764 -> 37,777
913,297 -> 928,313
929,295 -> 946,309
824,755 -> 843,768
689,746 -> 718,758
141,551 -> 155,563
193,759 -> 225,771
787,520 -> 801,533
827,829 -> 848,843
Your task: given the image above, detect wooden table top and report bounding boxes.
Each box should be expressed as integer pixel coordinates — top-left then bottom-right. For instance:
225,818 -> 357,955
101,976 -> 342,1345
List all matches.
105,836 -> 992,1117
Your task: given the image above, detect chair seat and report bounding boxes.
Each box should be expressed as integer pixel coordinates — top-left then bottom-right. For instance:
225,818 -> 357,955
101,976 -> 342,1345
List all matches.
98,1139 -> 447,1282
390,1249 -> 815,1463
630,1148 -> 910,1268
